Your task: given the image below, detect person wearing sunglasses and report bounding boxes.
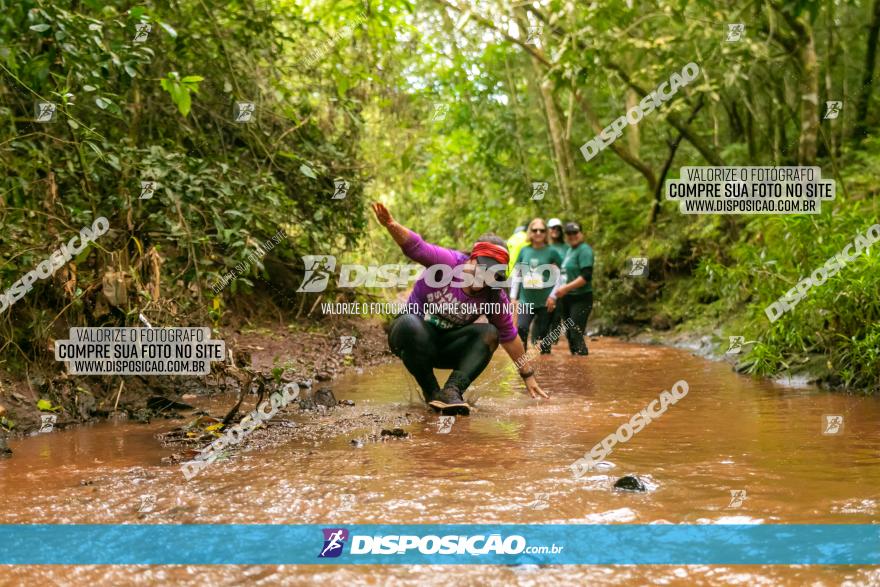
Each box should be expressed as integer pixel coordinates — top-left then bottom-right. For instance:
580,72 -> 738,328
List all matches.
546,222 -> 593,355
547,218 -> 568,257
509,218 -> 563,353
372,202 -> 550,415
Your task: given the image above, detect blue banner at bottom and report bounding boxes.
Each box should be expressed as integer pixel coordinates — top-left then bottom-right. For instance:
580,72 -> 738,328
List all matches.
1,524 -> 877,565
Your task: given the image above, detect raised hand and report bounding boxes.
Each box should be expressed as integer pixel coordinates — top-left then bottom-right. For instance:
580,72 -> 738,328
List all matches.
371,202 -> 393,227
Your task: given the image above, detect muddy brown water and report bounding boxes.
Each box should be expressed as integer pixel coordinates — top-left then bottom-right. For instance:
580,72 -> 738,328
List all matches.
2,338 -> 879,585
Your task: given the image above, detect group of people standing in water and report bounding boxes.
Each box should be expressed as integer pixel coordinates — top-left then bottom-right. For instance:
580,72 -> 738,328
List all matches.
372,202 -> 593,416
505,217 -> 594,356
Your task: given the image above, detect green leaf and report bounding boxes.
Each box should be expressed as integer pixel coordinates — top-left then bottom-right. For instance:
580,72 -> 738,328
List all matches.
124,64 -> 137,78
159,21 -> 177,38
83,85 -> 97,92
36,399 -> 55,411
95,96 -> 111,109
30,24 -> 50,32
299,164 -> 317,179
84,141 -> 103,156
181,75 -> 204,83
176,90 -> 191,116
67,119 -> 79,129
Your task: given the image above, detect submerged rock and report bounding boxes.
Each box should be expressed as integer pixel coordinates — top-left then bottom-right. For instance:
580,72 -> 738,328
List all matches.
299,387 -> 337,410
0,436 -> 11,458
613,475 -> 647,492
314,388 -> 337,408
381,428 -> 408,439
146,396 -> 195,413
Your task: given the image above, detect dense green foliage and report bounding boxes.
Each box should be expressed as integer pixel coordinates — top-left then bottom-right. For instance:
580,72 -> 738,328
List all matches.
1,0 -> 878,392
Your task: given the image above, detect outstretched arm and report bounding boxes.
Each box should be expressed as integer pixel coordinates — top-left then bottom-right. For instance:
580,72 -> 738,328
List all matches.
501,337 -> 550,399
372,202 -> 411,246
372,201 -> 461,267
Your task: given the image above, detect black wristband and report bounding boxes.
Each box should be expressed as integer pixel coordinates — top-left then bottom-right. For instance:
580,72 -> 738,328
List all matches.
519,369 -> 535,380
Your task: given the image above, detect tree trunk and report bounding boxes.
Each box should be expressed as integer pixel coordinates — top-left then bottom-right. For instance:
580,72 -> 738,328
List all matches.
625,88 -> 640,156
574,91 -> 657,194
605,61 -> 724,166
518,13 -> 572,211
854,0 -> 880,143
797,18 -> 819,165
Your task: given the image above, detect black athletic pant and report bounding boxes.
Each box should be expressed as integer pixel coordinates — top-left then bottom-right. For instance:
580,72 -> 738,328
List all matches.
516,305 -> 552,352
548,305 -> 563,344
559,292 -> 593,354
388,313 -> 500,397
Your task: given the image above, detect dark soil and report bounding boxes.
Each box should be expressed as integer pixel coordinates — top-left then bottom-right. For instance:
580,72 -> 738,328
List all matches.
0,316 -> 394,444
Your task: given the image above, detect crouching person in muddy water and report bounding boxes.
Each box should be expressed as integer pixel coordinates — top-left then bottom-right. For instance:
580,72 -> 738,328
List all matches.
371,202 -> 550,416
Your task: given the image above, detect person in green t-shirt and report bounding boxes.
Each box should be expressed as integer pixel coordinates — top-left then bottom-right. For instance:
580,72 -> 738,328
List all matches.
509,218 -> 564,353
547,218 -> 569,258
546,217 -> 569,342
547,221 -> 593,355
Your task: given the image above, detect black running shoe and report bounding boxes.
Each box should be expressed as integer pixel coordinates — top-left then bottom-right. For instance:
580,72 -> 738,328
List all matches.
422,388 -> 442,412
571,346 -> 589,356
428,386 -> 470,416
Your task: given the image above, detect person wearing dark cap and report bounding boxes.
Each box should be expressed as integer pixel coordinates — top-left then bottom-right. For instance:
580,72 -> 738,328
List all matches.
372,202 -> 549,415
546,222 -> 593,355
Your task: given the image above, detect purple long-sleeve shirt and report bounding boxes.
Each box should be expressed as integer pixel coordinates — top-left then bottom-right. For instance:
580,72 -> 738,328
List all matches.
400,230 -> 518,343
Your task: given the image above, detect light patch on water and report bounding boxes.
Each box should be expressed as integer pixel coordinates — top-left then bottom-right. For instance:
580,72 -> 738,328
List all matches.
581,507 -> 639,523
696,515 -> 765,524
773,373 -> 817,388
831,498 -> 877,514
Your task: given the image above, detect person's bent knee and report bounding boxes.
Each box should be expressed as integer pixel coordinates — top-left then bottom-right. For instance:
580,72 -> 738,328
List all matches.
482,325 -> 500,351
392,313 -> 426,337
389,313 -> 430,353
